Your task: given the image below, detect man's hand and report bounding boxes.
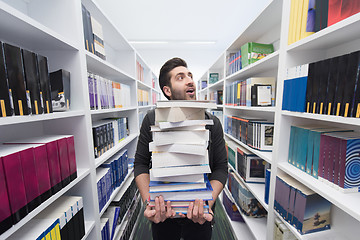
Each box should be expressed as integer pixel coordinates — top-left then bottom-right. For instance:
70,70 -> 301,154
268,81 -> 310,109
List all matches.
143,196 -> 176,223
184,199 -> 214,224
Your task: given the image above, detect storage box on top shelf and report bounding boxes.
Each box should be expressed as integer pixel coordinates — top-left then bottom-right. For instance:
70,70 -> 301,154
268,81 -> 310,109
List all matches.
241,42 -> 274,68
209,72 -> 219,84
50,69 -> 71,112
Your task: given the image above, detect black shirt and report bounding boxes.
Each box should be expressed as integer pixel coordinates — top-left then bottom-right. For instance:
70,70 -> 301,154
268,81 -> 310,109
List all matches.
134,109 -> 228,186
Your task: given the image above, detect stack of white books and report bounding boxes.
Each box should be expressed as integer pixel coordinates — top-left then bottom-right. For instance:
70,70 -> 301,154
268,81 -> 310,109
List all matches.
148,100 -> 217,214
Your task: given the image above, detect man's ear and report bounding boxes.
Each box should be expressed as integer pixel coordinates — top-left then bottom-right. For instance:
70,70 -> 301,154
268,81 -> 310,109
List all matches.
163,86 -> 171,98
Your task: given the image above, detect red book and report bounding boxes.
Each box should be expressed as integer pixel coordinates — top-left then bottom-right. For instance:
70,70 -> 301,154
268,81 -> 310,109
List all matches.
328,0 -> 343,26
66,136 -> 77,181
0,153 -> 12,234
0,147 -> 28,224
6,137 -> 62,194
13,145 -> 41,212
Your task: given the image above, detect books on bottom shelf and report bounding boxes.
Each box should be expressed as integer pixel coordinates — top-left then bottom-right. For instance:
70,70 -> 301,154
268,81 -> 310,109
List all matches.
274,172 -> 331,235
8,196 -> 85,240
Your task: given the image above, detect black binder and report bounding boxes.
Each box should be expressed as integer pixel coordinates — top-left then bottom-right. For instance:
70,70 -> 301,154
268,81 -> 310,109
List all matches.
0,41 -> 13,117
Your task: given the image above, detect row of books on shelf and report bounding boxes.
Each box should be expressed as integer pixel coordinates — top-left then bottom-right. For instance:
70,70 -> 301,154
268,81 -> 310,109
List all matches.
0,41 -> 71,117
274,217 -> 297,240
117,193 -> 141,240
224,115 -> 274,152
92,117 -> 129,158
226,42 -> 274,76
137,89 -> 149,106
225,77 -> 276,107
136,61 -> 145,82
227,171 -> 267,218
82,4 -> 106,60
288,0 -> 360,45
226,139 -> 270,183
97,149 -> 129,212
275,172 -> 332,235
288,125 -> 360,193
0,135 -> 77,235
283,50 -> 360,118
7,196 -> 85,240
88,72 -> 132,110
209,90 -> 223,105
100,179 -> 138,240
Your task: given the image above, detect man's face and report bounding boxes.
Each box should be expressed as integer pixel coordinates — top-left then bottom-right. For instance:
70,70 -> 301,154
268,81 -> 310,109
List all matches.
165,66 -> 196,100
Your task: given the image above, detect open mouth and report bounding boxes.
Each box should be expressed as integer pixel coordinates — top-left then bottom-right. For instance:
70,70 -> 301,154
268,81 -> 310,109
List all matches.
186,88 -> 195,94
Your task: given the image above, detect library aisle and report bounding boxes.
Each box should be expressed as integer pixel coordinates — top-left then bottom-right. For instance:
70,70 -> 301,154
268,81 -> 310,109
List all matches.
1,0 -> 360,239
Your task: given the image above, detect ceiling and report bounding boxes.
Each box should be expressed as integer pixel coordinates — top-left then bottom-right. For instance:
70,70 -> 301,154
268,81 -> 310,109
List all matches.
97,0 -> 272,81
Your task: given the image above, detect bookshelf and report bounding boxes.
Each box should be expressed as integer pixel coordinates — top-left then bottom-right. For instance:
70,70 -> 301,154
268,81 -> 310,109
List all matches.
0,0 -> 160,239
198,0 -> 360,239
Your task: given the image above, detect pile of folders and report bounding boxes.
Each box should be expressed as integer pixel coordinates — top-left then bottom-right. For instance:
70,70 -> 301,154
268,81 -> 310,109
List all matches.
0,135 -> 77,234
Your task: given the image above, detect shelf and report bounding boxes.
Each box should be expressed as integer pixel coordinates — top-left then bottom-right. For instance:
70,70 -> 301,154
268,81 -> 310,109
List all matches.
227,0 -> 282,52
228,164 -> 268,211
218,192 -> 255,240
95,133 -> 138,168
137,80 -> 153,90
99,169 -> 134,216
225,106 -> 276,113
90,106 -> 137,115
82,221 -> 96,240
274,210 -> 347,240
1,168 -> 90,239
225,133 -> 273,164
86,52 -> 135,83
282,111 -> 360,127
226,51 -> 279,81
287,12 -> 360,53
278,162 -> 360,222
138,105 -> 154,110
0,111 -> 85,126
0,2 -> 79,51
207,78 -> 225,90
224,187 -> 267,240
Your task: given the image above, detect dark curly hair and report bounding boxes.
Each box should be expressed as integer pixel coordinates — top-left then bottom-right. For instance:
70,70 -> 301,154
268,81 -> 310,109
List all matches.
159,57 -> 188,100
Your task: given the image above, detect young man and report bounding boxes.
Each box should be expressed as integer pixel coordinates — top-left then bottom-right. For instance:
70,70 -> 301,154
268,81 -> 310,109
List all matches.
134,57 -> 228,240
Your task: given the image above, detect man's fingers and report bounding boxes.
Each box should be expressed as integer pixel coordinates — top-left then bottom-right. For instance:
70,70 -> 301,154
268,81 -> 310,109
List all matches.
198,199 -> 204,219
159,196 -> 166,215
187,201 -> 194,219
192,199 -> 199,219
166,201 -> 172,218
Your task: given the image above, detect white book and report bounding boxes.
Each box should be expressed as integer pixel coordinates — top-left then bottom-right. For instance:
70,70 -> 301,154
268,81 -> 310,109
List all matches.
149,181 -> 207,192
149,170 -> 204,183
156,100 -> 217,109
151,125 -> 206,132
152,164 -> 211,178
158,119 -> 213,129
151,151 -> 209,168
155,107 -> 205,123
149,142 -> 208,155
152,130 -> 209,146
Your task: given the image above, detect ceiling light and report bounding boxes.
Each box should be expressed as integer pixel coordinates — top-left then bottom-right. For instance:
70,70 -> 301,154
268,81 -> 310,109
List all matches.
184,41 -> 216,44
129,41 -> 168,44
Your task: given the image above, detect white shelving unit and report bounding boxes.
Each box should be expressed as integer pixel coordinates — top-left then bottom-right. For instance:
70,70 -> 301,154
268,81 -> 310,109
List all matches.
198,0 -> 360,239
0,0 -> 159,239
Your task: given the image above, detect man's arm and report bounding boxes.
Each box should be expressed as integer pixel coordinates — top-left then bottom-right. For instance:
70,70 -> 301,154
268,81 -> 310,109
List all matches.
135,173 -> 150,202
208,179 -> 224,208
